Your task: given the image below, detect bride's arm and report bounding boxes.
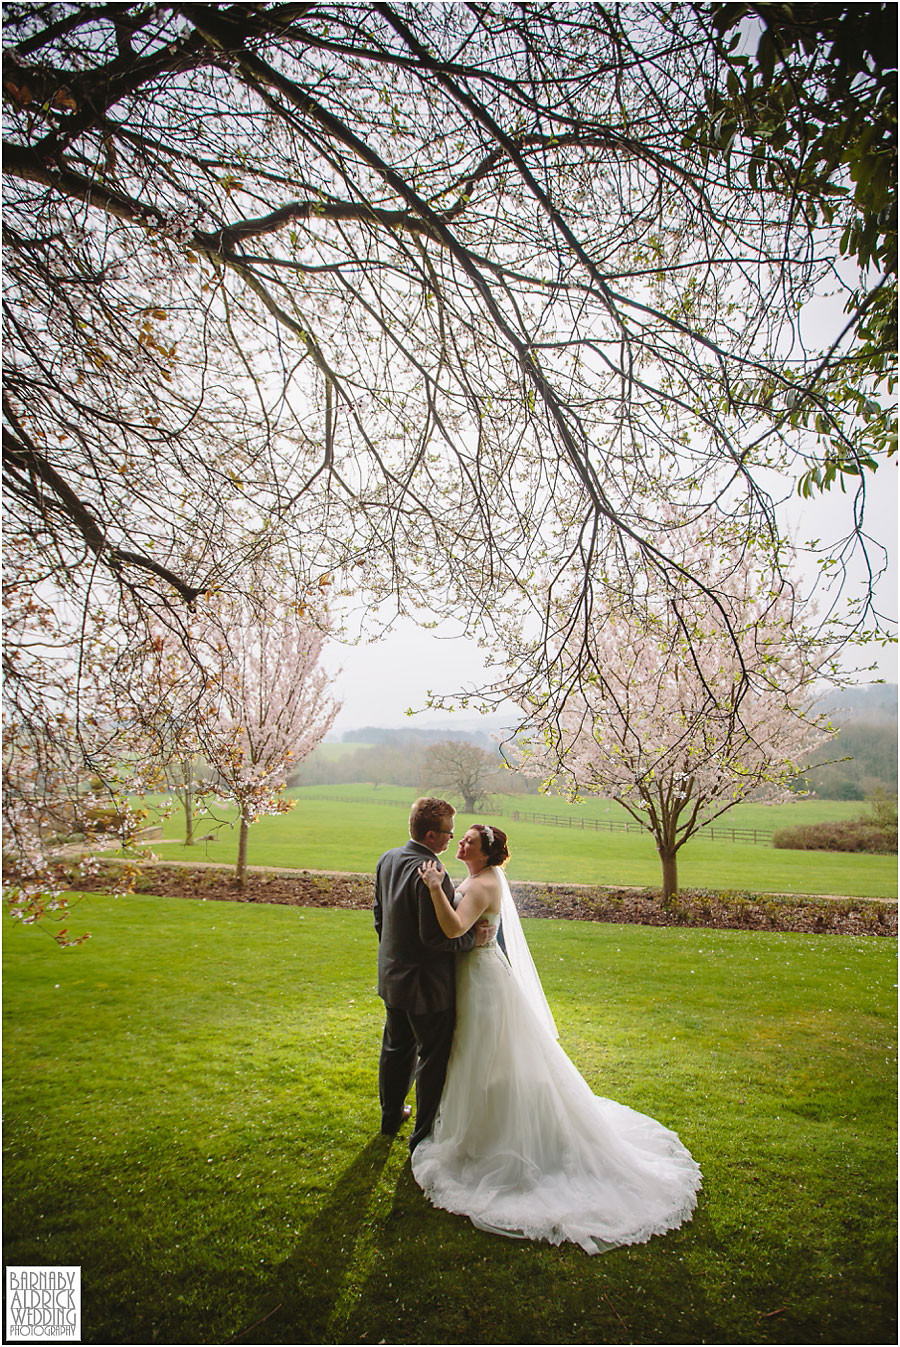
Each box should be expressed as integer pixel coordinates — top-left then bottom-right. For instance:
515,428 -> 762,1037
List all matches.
419,861 -> 486,938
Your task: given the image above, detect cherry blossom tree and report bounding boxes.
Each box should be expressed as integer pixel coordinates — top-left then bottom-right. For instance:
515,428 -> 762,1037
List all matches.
2,536 -> 162,944
516,520 -> 834,900
187,591 -> 340,886
2,1 -> 892,720
107,577 -> 340,884
167,757 -> 203,847
2,547 -> 337,923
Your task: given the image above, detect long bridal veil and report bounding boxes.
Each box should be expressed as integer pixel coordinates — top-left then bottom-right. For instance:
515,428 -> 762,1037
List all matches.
497,867 -> 558,1038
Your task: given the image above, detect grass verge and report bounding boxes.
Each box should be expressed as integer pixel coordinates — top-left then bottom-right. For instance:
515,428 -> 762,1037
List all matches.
4,893 -> 896,1345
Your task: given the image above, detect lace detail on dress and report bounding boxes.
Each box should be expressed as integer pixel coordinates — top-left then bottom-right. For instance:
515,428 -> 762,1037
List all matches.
454,893 -> 500,949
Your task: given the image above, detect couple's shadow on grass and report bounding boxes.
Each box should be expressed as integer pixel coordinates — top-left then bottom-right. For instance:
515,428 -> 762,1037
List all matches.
229,1131 -> 412,1345
228,1133 -> 721,1346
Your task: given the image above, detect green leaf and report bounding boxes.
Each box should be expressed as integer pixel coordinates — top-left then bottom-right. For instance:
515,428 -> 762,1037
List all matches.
757,28 -> 776,85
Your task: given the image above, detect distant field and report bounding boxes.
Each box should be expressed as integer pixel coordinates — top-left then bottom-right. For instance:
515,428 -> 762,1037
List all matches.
130,786 -> 897,899
287,784 -> 875,832
305,742 -> 375,762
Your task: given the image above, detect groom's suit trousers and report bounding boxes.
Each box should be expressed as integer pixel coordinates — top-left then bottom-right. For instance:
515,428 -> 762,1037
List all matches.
380,1003 -> 455,1150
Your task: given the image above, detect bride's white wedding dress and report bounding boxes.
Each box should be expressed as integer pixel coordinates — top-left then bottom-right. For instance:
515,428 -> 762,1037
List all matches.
411,872 -> 702,1254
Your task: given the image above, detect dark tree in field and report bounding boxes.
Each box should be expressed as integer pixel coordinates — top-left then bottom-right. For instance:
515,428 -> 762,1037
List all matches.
422,739 -> 500,814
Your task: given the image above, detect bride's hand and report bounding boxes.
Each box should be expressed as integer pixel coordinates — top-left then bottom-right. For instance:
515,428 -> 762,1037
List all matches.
418,859 -> 445,889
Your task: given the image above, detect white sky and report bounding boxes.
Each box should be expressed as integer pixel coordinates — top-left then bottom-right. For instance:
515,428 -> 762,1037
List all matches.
324,465 -> 898,734
323,613 -> 510,734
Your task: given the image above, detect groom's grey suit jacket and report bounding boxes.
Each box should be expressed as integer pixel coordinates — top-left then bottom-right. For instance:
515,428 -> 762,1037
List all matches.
374,840 -> 477,1015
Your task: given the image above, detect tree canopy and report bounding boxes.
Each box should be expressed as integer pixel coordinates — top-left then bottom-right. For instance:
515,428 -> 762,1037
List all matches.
693,2 -> 896,493
4,3 -> 893,683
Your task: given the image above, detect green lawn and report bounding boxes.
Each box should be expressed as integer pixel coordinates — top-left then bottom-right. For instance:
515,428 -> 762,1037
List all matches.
4,894 -> 896,1345
275,782 -> 880,828
132,788 -> 898,898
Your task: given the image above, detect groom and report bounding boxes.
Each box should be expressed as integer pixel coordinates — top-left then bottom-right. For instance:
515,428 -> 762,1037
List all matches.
374,796 -> 487,1151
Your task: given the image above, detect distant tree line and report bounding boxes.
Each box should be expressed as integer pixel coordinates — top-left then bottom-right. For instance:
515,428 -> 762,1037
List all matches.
796,721 -> 898,799
294,685 -> 898,805
288,731 -> 538,798
339,726 -> 496,748
793,684 -> 898,799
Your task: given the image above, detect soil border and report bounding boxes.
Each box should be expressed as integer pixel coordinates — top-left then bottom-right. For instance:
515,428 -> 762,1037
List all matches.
87,859 -> 897,937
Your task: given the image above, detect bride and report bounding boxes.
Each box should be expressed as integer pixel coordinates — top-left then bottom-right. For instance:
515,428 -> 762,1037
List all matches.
413,823 -> 702,1254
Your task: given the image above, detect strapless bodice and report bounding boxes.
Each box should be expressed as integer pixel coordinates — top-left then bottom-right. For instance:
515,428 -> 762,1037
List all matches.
473,909 -> 501,949
452,892 -> 501,948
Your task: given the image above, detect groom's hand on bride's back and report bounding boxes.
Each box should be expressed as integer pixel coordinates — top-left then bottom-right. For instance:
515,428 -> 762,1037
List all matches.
473,921 -> 492,947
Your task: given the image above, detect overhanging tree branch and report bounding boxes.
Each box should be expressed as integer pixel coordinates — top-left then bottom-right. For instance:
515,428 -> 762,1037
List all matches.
2,413 -> 205,604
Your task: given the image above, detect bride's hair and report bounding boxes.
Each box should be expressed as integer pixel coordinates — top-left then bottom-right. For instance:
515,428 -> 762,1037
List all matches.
476,824 -> 509,867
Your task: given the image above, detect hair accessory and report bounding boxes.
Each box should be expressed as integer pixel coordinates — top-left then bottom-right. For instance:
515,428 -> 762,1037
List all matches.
482,825 -> 495,847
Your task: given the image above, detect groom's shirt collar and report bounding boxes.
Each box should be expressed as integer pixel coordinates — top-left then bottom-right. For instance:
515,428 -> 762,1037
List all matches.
406,839 -> 439,858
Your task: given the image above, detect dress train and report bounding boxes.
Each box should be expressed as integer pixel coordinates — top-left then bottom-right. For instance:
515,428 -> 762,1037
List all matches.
411,901 -> 701,1253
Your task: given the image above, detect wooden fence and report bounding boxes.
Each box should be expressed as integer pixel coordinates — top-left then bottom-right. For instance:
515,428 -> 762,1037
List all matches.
298,793 -> 775,844
508,809 -> 774,844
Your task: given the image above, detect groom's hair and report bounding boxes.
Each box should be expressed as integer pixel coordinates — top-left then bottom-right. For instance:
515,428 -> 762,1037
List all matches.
409,797 -> 455,841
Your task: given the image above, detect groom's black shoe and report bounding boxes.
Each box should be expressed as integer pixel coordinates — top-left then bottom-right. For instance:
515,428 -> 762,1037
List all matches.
381,1104 -> 412,1135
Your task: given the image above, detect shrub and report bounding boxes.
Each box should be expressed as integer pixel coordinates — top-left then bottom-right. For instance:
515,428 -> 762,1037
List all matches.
866,788 -> 898,831
772,820 -> 897,854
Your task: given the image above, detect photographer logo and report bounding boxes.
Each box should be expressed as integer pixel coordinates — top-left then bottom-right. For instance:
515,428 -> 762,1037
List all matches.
6,1267 -> 81,1342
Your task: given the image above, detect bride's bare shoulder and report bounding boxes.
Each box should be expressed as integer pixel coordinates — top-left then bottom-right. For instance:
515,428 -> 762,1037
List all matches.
476,866 -> 503,912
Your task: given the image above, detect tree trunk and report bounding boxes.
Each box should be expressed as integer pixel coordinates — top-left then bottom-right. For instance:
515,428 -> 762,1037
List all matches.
236,815 -> 249,887
180,759 -> 196,845
184,785 -> 195,845
463,794 -> 476,813
659,848 -> 678,902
